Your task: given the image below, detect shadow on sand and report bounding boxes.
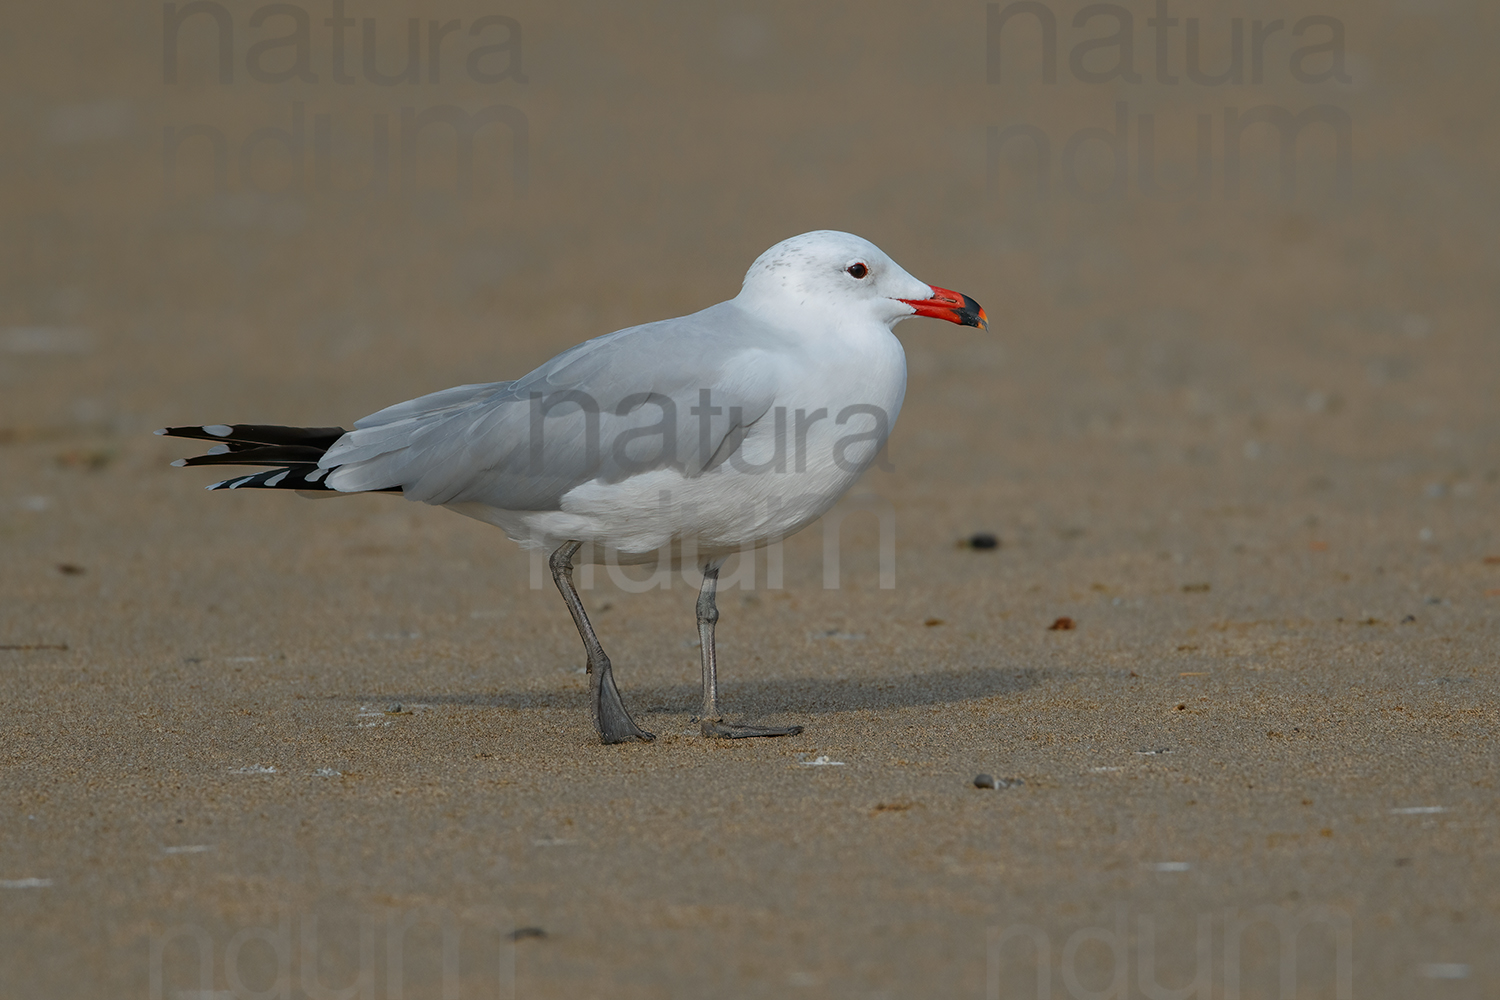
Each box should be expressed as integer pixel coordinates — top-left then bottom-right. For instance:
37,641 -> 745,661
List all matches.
351,665 -> 1045,717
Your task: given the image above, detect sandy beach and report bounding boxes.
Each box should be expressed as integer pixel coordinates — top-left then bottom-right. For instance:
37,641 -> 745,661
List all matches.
2,1 -> 1496,996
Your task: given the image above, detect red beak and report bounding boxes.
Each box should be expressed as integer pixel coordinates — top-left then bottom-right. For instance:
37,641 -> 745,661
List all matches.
897,285 -> 988,330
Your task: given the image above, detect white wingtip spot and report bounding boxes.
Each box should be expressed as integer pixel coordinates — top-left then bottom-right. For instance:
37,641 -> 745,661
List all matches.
264,471 -> 289,487
305,467 -> 331,483
153,428 -> 167,436
203,424 -> 233,437
228,475 -> 255,489
170,459 -> 186,467
206,481 -> 227,490
207,444 -> 230,456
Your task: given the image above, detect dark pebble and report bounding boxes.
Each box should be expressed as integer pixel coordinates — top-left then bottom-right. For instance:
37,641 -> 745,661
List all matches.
967,533 -> 1000,550
509,926 -> 548,941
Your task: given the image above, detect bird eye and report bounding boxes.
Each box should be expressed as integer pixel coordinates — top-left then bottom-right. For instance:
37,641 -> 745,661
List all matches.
846,262 -> 869,279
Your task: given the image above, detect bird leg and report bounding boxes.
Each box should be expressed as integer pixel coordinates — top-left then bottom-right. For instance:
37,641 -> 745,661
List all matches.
696,560 -> 804,739
549,541 -> 654,744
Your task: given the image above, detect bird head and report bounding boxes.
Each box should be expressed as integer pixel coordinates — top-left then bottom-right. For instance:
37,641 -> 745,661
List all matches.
737,230 -> 987,333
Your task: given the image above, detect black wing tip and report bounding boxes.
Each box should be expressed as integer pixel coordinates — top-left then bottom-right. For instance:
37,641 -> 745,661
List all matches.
157,424 -> 348,448
171,444 -> 332,468
206,467 -> 336,492
201,466 -> 402,494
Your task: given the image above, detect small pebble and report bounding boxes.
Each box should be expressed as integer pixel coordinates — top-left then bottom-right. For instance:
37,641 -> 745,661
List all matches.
509,926 -> 547,941
973,774 -> 1024,789
966,533 -> 1000,550
1048,616 -> 1075,631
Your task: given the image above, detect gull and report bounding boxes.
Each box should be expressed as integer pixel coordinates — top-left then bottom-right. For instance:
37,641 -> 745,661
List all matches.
159,231 -> 986,744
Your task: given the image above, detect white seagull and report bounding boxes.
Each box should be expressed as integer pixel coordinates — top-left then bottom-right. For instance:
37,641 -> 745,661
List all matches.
160,231 -> 987,744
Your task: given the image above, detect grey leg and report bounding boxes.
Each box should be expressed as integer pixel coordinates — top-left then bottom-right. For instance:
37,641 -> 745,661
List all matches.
696,560 -> 803,739
549,541 -> 654,744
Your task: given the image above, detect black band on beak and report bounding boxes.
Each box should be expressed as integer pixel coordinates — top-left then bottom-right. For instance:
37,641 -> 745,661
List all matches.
955,293 -> 987,330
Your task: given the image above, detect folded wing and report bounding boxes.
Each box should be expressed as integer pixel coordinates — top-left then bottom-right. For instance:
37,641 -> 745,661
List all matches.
321,301 -> 793,511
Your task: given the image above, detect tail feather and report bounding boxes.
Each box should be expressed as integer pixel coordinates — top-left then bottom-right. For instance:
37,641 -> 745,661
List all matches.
158,423 -> 401,495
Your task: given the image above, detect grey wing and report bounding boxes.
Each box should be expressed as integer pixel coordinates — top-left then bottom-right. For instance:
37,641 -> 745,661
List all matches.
321,302 -> 792,510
